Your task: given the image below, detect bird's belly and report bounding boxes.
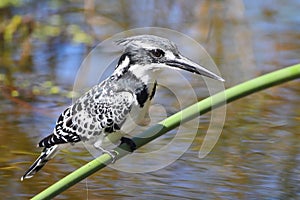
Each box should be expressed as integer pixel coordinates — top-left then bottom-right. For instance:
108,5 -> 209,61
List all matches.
120,101 -> 151,133
82,130 -> 124,149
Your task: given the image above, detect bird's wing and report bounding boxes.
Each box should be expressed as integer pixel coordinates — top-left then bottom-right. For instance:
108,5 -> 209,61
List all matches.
38,85 -> 135,147
74,89 -> 135,134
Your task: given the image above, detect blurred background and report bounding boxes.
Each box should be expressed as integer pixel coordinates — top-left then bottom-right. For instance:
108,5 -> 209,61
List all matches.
0,0 -> 299,199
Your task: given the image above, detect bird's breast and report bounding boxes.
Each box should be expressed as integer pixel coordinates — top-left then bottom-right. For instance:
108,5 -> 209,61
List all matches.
121,81 -> 156,133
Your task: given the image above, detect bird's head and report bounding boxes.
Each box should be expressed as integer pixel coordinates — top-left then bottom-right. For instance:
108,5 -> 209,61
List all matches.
114,35 -> 224,82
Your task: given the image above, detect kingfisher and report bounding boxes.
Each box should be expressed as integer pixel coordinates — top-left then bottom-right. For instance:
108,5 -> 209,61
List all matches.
21,35 -> 224,181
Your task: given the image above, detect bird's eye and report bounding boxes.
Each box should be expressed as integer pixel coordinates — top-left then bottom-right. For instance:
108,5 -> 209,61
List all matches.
150,49 -> 165,58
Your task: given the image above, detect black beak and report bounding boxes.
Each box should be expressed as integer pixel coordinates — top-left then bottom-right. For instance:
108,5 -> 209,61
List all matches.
166,55 -> 225,82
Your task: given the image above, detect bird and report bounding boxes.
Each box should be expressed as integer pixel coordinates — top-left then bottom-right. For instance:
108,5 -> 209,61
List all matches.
21,35 -> 224,181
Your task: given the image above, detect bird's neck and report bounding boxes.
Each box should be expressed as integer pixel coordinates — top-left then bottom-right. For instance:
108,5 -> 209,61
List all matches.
114,69 -> 156,91
111,70 -> 156,108
112,54 -> 157,108
113,53 -> 158,88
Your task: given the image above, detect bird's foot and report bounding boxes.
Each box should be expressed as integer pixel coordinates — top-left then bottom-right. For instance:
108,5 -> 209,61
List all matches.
102,149 -> 118,164
120,137 -> 137,152
94,142 -> 118,164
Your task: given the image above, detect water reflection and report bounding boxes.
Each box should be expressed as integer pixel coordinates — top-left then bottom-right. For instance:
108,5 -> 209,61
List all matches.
0,0 -> 299,199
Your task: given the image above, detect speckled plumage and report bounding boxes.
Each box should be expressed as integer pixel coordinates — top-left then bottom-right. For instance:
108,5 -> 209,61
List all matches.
21,35 -> 224,181
38,75 -> 141,147
21,59 -> 154,180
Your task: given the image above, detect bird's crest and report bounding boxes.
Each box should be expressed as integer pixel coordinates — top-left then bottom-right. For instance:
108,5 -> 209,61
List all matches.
115,35 -> 177,52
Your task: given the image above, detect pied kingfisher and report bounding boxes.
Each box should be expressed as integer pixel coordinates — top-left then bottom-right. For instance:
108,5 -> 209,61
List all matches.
21,35 -> 224,181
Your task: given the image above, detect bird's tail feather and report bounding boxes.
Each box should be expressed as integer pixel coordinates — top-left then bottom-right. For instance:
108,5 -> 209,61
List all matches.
21,145 -> 59,181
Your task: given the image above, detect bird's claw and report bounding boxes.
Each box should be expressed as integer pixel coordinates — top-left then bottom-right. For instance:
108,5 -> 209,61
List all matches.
103,150 -> 118,163
103,149 -> 118,164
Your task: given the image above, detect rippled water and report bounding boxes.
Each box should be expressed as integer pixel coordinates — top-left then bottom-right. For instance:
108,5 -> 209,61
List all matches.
0,1 -> 299,199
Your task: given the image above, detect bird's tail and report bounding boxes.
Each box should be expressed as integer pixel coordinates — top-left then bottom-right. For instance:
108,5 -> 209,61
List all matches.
21,145 -> 59,181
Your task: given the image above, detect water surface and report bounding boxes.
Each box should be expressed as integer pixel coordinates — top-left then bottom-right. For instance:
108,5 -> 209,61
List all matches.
0,1 -> 299,199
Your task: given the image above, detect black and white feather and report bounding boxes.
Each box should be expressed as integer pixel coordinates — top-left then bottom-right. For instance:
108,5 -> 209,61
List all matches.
21,35 -> 224,181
